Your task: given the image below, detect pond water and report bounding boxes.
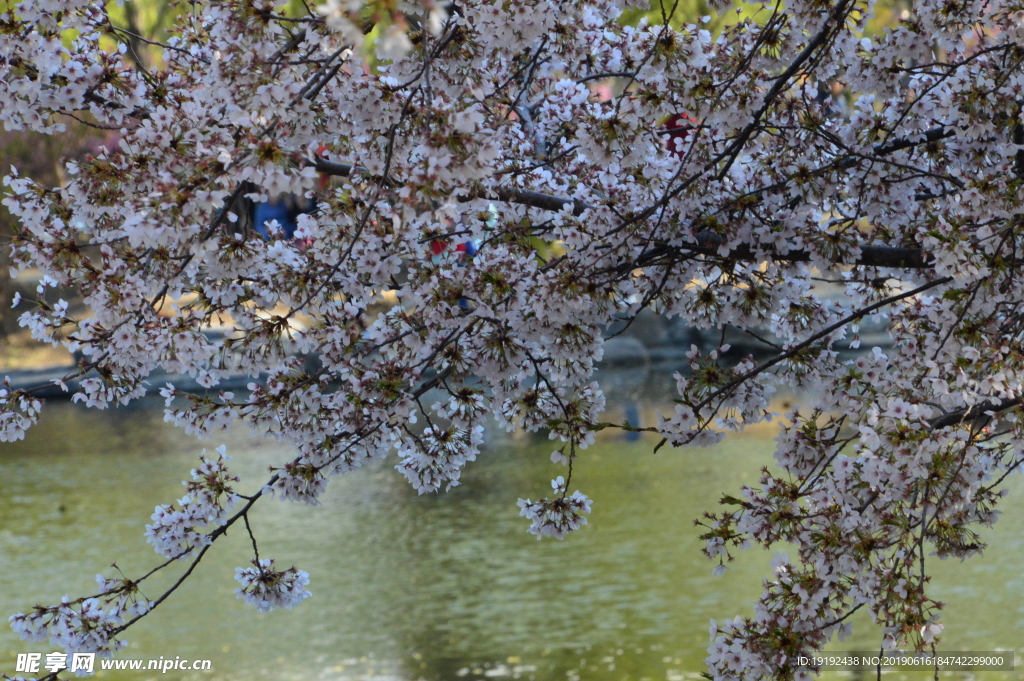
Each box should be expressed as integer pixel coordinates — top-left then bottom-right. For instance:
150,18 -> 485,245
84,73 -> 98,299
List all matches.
1,368 -> 1022,681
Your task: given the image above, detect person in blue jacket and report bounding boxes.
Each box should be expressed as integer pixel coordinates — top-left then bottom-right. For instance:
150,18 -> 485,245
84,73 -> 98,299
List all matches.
252,193 -> 313,240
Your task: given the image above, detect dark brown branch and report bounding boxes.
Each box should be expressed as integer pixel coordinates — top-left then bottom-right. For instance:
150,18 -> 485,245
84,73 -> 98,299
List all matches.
928,397 -> 1022,430
656,235 -> 932,269
691,276 -> 954,415
873,126 -> 955,156
311,158 -> 931,269
716,0 -> 853,179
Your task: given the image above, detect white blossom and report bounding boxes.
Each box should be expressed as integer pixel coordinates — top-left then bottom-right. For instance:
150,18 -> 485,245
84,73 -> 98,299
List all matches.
234,560 -> 312,613
3,0 -> 1024,676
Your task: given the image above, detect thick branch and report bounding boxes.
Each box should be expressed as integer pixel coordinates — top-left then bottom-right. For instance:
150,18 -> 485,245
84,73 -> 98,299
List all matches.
691,276 -> 954,416
311,159 -> 930,269
928,397 -> 1022,430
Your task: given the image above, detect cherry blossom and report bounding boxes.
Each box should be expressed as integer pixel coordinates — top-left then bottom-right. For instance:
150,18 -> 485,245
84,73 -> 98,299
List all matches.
233,560 -> 312,614
3,0 -> 1024,677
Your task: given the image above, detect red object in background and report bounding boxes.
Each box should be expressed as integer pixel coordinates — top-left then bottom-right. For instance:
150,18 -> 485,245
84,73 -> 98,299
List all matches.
316,144 -> 331,191
664,112 -> 698,159
429,239 -> 477,257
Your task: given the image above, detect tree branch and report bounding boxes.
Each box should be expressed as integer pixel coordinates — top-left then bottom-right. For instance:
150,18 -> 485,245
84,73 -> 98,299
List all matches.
310,159 -> 931,269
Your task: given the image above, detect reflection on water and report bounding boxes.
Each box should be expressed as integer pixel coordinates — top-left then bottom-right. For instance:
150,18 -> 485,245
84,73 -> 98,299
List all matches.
1,367 -> 1022,681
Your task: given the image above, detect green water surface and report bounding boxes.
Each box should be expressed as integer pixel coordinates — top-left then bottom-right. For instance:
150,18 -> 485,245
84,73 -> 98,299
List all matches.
1,378 -> 1022,681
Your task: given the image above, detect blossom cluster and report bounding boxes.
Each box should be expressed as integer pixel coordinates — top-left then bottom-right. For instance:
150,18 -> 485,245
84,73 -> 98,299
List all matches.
8,575 -> 152,660
233,560 -> 312,614
0,378 -> 42,442
518,482 -> 594,539
144,447 -> 240,559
